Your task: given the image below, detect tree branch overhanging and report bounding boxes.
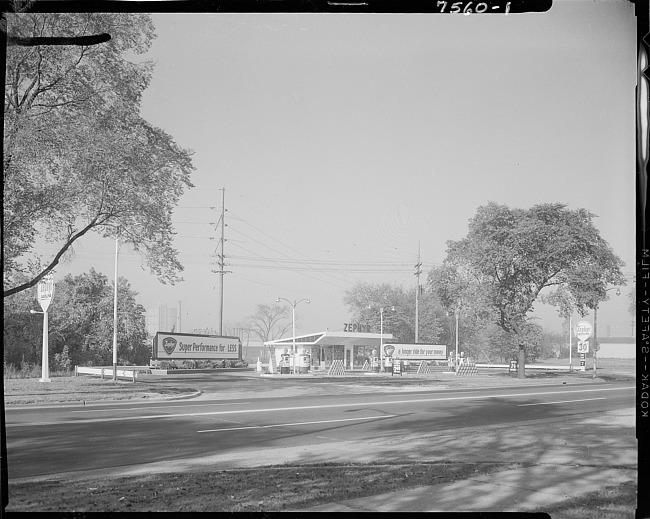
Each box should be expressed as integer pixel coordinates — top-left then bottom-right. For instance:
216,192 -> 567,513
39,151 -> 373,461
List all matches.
3,214 -> 112,298
7,33 -> 111,47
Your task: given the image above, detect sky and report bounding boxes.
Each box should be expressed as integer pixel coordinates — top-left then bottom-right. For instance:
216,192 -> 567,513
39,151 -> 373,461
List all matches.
43,0 -> 637,339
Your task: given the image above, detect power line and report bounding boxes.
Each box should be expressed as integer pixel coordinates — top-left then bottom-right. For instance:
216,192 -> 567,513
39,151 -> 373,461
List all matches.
226,224 -> 354,287
227,241 -> 351,290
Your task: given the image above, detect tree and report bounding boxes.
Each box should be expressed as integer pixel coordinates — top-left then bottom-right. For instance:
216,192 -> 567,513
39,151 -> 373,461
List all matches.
3,268 -> 150,368
444,202 -> 626,378
3,13 -> 194,297
3,272 -> 42,367
627,283 -> 636,317
475,321 -> 543,364
249,304 -> 292,346
344,282 -> 410,341
427,265 -> 496,362
342,281 -> 447,344
538,329 -> 566,359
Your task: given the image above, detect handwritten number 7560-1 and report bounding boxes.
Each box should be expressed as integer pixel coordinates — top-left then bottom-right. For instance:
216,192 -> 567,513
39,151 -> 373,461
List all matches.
436,1 -> 511,14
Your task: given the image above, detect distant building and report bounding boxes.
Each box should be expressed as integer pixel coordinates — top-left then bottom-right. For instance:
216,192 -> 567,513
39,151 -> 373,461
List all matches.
146,303 -> 178,337
596,337 -> 636,359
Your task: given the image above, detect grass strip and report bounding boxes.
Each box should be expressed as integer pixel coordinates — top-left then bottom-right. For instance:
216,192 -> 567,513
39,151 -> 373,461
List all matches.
529,480 -> 636,519
7,461 -> 518,512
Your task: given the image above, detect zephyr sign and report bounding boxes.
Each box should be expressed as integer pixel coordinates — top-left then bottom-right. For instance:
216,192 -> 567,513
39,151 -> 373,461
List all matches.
574,321 -> 593,342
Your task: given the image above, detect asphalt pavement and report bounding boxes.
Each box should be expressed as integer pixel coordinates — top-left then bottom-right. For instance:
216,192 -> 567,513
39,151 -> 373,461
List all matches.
145,373 -> 641,514
6,370 -> 637,514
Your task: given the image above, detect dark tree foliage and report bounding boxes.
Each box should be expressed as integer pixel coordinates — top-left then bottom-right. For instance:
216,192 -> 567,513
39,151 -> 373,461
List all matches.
4,13 -> 194,297
441,202 -> 626,378
3,269 -> 150,368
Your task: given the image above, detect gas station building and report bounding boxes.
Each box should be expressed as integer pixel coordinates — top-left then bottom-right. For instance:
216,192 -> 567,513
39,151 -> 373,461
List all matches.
265,330 -> 394,371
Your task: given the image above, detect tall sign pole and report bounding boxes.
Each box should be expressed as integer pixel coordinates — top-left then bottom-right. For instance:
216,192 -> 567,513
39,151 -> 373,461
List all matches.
37,273 -> 55,383
574,320 -> 592,372
113,236 -> 119,381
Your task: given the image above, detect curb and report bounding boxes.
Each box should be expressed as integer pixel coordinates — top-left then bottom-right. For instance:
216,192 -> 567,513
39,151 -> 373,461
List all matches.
5,389 -> 203,410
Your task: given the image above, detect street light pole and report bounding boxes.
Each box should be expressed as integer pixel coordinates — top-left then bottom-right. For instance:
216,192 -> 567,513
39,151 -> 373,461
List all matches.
378,306 -> 395,372
380,307 -> 385,371
113,235 -> 119,381
454,307 -> 460,374
569,315 -> 572,372
277,297 -> 310,374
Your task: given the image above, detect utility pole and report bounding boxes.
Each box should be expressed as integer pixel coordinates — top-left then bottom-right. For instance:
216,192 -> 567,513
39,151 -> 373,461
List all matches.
414,241 -> 422,343
214,188 -> 231,336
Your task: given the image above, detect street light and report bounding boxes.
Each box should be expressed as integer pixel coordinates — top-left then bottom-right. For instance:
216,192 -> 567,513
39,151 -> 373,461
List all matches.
113,235 -> 120,381
454,307 -> 460,373
593,287 -> 620,379
276,297 -> 310,374
379,306 -> 394,372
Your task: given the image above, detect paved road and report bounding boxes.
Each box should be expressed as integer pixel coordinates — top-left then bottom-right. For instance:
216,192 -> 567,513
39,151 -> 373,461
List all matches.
5,380 -> 635,481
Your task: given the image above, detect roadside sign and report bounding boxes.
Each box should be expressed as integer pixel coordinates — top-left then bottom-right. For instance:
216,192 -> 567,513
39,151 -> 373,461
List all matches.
574,321 -> 592,342
577,340 -> 589,353
37,273 -> 55,312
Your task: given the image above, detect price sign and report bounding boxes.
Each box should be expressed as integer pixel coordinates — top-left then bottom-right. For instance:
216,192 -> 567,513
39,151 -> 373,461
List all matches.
577,340 -> 589,353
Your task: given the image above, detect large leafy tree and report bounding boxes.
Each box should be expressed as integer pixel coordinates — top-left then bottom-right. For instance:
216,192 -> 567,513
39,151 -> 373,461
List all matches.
3,268 -> 150,368
3,13 -> 194,297
343,281 -> 445,344
2,273 -> 43,367
444,202 -> 626,378
47,268 -> 149,366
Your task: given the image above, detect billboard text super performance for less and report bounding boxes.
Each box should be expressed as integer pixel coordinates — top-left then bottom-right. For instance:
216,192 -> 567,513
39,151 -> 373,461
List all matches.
153,332 -> 241,360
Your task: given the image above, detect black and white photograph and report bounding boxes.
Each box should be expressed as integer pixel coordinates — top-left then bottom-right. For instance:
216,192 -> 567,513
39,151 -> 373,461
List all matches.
2,0 -> 644,514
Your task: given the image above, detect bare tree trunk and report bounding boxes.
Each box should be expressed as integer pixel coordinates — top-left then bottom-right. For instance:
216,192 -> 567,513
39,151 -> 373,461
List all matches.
517,342 -> 526,379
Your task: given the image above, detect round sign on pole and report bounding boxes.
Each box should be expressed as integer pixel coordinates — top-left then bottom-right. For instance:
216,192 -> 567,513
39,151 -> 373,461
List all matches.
574,320 -> 592,342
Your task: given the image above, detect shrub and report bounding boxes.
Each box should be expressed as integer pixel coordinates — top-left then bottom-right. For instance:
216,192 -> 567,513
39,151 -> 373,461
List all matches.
229,359 -> 248,368
53,345 -> 72,372
3,362 -> 42,379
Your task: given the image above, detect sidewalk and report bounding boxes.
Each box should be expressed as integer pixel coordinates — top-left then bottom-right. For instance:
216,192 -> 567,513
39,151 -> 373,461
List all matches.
298,465 -> 636,512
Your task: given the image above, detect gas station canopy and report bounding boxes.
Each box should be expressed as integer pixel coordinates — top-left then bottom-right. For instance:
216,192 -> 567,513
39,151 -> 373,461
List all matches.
264,330 -> 394,349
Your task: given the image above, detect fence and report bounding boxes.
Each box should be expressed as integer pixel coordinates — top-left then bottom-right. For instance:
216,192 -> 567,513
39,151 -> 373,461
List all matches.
475,363 -> 572,371
75,366 -> 144,382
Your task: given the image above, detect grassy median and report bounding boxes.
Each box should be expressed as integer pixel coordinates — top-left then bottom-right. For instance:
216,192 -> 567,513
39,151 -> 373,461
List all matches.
3,375 -> 197,405
7,462 -> 517,512
4,359 -> 636,514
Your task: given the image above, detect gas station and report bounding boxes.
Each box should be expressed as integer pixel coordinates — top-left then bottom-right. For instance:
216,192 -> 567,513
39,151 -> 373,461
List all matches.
264,330 -> 394,373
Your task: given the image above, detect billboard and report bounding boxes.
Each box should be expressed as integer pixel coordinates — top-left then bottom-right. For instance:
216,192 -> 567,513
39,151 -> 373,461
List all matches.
383,343 -> 447,360
152,332 -> 242,360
